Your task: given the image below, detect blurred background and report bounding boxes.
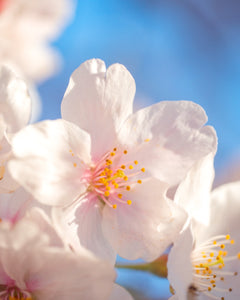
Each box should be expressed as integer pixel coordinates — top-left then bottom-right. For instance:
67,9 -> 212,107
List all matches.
36,1 -> 240,299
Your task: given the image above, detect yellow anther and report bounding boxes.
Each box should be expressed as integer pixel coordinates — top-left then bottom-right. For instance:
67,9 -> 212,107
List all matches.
210,280 -> 215,284
123,176 -> 128,181
110,152 -> 115,156
218,250 -> 223,256
226,234 -> 230,240
210,252 -> 214,257
112,204 -> 117,209
141,168 -> 145,172
208,287 -> 211,291
117,170 -> 125,177
69,149 -> 72,152
223,251 -> 228,256
73,163 -> 77,167
118,194 -> 122,199
121,165 -> 126,169
208,259 -> 212,263
237,253 -> 240,259
213,241 -> 217,245
129,165 -> 133,170
1,165 -> 7,180
104,191 -> 110,197
127,200 -> 132,205
231,240 -> 235,244
134,160 -> 138,165
106,186 -> 111,191
137,180 -> 142,184
212,284 -> 216,288
126,186 -> 131,191
123,150 -> 128,154
202,255 -> 207,258
144,139 -> 150,142
111,180 -> 116,184
113,147 -> 117,151
218,265 -> 223,269
114,184 -> 119,189
220,244 -> 225,249
71,153 -> 74,156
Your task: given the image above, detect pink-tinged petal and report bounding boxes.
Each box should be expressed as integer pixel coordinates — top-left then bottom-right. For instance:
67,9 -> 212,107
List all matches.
0,65 -> 31,134
30,248 -> 115,300
102,178 -> 187,261
118,101 -> 217,186
0,187 -> 32,223
174,153 -> 215,225
8,119 -> 91,206
167,223 -> 194,300
109,284 -> 134,300
75,198 -> 117,263
0,220 -> 49,289
61,59 -> 135,159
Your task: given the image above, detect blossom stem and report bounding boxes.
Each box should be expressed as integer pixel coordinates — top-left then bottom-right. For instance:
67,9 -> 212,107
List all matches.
115,254 -> 168,278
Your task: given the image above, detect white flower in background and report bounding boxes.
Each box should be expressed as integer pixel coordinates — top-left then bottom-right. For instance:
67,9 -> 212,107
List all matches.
0,0 -> 75,82
0,65 -> 31,193
168,181 -> 240,300
9,59 -> 217,262
0,214 -> 117,300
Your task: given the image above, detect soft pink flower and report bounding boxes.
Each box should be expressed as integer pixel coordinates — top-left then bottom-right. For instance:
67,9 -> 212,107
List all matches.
0,213 -> 116,300
168,181 -> 240,300
0,65 -> 31,193
0,0 -> 76,81
9,59 -> 217,262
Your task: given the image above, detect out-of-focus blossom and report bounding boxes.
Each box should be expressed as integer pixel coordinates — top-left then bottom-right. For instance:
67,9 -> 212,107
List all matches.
0,65 -> 31,193
0,214 -> 116,300
0,0 -> 75,81
0,187 -> 33,223
168,181 -> 240,300
8,59 -> 217,262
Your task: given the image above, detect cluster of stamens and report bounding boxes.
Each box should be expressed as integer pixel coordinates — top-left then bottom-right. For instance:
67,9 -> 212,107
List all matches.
80,147 -> 145,209
191,234 -> 240,299
0,285 -> 32,300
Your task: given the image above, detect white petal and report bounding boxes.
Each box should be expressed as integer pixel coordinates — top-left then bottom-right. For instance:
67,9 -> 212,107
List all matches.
102,178 -> 187,261
8,119 -> 91,206
109,284 -> 134,300
174,153 -> 215,225
118,101 -> 217,186
75,198 -> 117,263
167,223 -> 194,300
195,181 -> 240,246
0,65 -> 31,134
61,59 -> 135,159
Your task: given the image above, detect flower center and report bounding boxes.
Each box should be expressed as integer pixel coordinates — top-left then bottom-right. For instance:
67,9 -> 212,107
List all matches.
191,234 -> 240,299
0,284 -> 32,300
0,0 -> 8,13
81,147 -> 145,209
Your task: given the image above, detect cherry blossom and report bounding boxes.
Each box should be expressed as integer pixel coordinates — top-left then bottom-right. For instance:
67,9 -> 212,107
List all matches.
0,65 -> 31,193
168,181 -> 240,300
0,0 -> 75,81
0,213 -> 117,300
8,59 -> 217,262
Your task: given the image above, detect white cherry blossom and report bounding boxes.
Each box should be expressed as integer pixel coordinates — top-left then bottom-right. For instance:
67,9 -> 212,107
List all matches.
9,59 -> 217,262
0,0 -> 75,81
0,65 -> 31,193
0,214 -> 117,300
168,181 -> 240,300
